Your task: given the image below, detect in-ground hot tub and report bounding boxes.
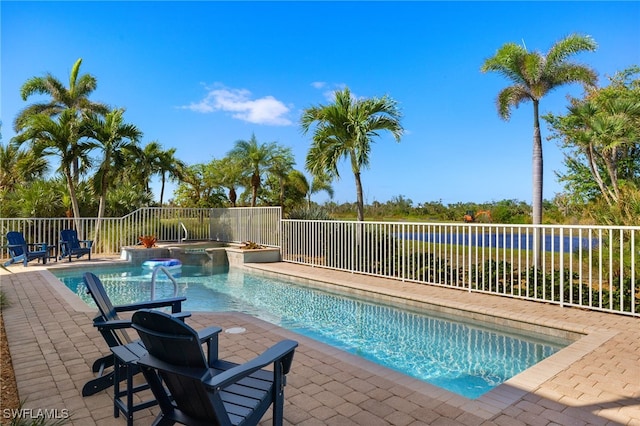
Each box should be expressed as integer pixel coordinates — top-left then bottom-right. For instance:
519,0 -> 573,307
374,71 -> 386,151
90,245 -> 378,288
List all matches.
166,241 -> 229,267
120,240 -> 281,267
121,241 -> 229,267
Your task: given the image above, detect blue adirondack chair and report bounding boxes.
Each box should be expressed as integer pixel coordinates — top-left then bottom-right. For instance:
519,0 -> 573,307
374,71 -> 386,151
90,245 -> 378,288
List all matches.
132,309 -> 298,426
59,229 -> 93,262
4,231 -> 48,267
81,272 -> 195,397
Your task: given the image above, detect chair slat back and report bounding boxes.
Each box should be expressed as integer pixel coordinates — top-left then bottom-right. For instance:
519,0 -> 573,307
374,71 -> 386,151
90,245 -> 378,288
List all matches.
132,309 -> 208,368
6,232 -> 26,257
60,229 -> 80,250
83,272 -> 132,345
132,310 -> 223,423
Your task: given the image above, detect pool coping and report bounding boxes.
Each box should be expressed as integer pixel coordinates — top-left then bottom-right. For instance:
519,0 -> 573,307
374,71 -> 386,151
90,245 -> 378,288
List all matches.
39,260 -> 624,420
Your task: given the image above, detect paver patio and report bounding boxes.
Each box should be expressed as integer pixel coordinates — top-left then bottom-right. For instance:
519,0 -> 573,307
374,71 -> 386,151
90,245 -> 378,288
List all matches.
0,259 -> 638,425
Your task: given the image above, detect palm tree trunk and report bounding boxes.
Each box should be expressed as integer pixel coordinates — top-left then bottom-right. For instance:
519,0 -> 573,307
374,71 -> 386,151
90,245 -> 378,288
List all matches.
532,100 -> 543,269
229,187 -> 237,207
64,169 -> 83,237
94,171 -> 109,248
251,173 -> 260,207
354,171 -> 365,222
160,173 -> 166,205
94,194 -> 106,248
586,144 -> 614,206
279,176 -> 285,208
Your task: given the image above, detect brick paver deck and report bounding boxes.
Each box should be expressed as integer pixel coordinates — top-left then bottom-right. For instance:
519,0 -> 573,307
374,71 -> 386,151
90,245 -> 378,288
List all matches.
1,259 -> 638,425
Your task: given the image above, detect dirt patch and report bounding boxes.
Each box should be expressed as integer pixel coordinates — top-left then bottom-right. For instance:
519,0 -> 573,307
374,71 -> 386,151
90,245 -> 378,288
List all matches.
0,312 -> 20,411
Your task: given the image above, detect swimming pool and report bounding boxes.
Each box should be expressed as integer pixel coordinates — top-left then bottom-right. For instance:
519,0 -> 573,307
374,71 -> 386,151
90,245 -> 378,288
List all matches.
54,265 -> 572,399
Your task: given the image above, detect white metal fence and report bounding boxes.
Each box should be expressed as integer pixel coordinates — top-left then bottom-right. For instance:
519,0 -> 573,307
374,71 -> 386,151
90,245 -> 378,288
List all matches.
0,207 -> 282,258
281,220 -> 639,317
3,209 -> 638,317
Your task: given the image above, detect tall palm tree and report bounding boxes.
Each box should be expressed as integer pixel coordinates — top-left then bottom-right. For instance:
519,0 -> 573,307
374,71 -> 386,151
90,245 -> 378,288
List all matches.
12,109 -> 93,224
134,141 -> 164,194
481,34 -> 598,227
228,134 -> 279,207
84,109 -> 142,243
14,58 -> 109,183
156,147 -> 185,205
268,146 -> 295,208
301,87 -> 403,221
217,156 -> 245,207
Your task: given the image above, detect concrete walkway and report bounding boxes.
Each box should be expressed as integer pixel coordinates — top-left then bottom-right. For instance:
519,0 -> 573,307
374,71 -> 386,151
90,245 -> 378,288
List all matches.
0,259 -> 638,425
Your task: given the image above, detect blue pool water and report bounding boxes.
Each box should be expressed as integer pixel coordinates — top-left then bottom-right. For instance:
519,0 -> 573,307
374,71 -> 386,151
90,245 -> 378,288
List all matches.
54,265 -> 571,399
400,232 -> 599,253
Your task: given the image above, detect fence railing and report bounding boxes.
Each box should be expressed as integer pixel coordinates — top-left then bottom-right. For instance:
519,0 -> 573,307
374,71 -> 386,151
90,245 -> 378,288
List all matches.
281,220 -> 639,317
3,209 -> 637,316
0,207 -> 282,258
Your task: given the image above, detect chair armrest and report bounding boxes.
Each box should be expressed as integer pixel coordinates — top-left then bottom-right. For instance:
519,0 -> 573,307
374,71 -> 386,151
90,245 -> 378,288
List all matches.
204,340 -> 298,390
197,326 -> 223,365
94,312 -> 191,330
79,239 -> 93,247
27,242 -> 47,250
93,319 -> 134,330
197,326 -> 222,342
114,296 -> 187,314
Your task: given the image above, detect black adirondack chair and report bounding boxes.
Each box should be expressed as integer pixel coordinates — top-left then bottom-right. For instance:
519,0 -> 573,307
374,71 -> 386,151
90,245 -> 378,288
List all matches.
4,231 -> 48,267
131,309 -> 298,426
59,229 -> 92,262
82,272 -> 220,397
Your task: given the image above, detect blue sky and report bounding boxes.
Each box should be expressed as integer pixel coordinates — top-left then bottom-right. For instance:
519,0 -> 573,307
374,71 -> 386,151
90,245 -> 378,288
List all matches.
2,1 -> 639,206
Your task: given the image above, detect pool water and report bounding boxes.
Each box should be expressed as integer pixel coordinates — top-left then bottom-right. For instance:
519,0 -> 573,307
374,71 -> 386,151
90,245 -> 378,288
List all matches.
54,265 -> 571,399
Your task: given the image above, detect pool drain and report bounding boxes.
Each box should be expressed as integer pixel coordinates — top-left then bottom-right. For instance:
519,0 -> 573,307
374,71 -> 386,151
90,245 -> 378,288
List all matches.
224,327 -> 246,334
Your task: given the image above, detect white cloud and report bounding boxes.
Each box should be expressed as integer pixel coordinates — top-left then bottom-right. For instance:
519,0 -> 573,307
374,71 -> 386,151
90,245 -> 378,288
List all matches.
310,81 -> 348,102
181,85 -> 292,126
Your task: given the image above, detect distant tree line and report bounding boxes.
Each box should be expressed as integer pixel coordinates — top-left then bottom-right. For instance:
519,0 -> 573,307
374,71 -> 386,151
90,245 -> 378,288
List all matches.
319,197 -> 559,224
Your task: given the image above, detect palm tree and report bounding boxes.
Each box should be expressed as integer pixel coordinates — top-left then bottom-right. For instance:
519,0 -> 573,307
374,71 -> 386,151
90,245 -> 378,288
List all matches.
268,146 -> 295,208
283,170 -> 311,211
134,141 -> 164,194
481,34 -> 598,226
217,156 -> 245,207
301,87 -> 403,221
12,109 -> 93,224
0,142 -> 48,193
84,109 -> 142,243
156,147 -> 185,205
228,134 -> 279,207
14,58 -> 109,183
307,172 -> 335,208
545,69 -> 640,209
10,179 -> 62,218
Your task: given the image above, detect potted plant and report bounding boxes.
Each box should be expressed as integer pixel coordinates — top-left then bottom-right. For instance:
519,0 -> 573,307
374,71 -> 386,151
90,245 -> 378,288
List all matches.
239,241 -> 265,250
139,235 -> 157,248
225,241 -> 280,265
